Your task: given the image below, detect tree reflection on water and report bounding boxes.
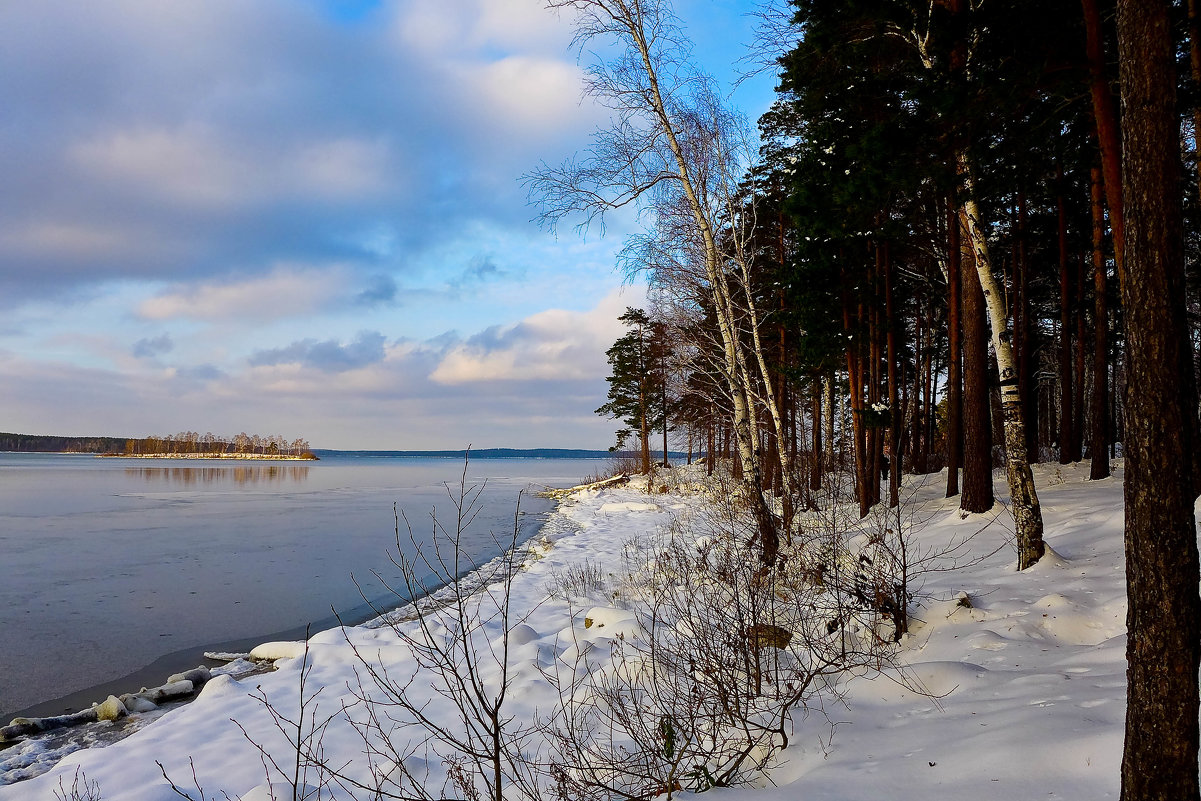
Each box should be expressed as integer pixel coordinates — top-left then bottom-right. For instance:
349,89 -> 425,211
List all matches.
124,464 -> 312,486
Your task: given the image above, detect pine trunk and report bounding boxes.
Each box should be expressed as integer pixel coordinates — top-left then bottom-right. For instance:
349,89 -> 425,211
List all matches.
1089,164 -> 1110,480
886,243 -> 900,508
1082,0 -> 1126,280
960,235 -> 994,514
810,382 -> 822,493
947,200 -> 962,496
1058,174 -> 1076,464
1116,1 -> 1201,797
1074,252 -> 1087,462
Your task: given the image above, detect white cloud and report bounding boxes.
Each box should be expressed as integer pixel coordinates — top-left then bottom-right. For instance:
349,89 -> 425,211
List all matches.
465,56 -> 588,135
137,267 -> 346,321
429,288 -> 639,384
393,0 -> 568,58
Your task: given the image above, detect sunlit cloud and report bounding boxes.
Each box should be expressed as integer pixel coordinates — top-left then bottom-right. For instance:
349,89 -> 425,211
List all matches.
429,289 -> 637,384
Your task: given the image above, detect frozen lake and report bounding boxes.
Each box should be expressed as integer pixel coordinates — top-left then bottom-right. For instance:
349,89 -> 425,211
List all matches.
0,452 -> 602,722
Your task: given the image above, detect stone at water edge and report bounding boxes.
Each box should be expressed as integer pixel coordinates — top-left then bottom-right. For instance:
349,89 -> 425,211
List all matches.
94,695 -> 128,721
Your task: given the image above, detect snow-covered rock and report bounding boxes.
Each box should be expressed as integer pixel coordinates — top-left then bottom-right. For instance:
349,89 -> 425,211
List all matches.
248,641 -> 308,662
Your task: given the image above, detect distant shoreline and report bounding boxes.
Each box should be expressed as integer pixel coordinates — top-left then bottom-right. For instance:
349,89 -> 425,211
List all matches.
96,452 -> 319,461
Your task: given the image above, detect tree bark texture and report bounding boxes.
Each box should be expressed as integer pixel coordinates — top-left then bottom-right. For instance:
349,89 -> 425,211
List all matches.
1089,165 -> 1110,480
1016,192 -> 1039,460
1058,171 -> 1076,464
947,199 -> 963,497
958,154 -> 1045,569
1074,252 -> 1087,463
886,243 -> 900,508
1116,1 -> 1201,798
960,234 -> 994,514
1082,0 -> 1125,282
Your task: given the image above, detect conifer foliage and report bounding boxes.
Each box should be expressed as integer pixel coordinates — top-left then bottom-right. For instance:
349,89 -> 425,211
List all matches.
596,307 -> 672,473
571,1 -> 1198,793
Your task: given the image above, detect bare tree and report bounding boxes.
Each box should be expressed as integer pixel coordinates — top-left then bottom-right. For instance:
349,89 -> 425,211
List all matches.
528,0 -> 782,565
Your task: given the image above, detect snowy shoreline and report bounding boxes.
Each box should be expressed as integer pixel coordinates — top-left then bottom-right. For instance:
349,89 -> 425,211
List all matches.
0,498 -> 562,755
2,462 -> 1135,799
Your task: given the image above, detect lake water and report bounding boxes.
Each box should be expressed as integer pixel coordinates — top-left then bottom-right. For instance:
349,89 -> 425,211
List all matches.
0,452 -> 604,722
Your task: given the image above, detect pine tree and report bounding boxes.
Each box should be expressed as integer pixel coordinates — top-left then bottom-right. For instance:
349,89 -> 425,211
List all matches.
596,308 -> 667,474
1115,0 -> 1201,796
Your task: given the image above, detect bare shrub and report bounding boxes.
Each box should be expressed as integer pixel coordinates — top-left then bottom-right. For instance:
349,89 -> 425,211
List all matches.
543,483 -> 901,800
547,560 -> 612,604
332,463 -> 544,801
53,768 -> 102,801
231,635 -> 342,801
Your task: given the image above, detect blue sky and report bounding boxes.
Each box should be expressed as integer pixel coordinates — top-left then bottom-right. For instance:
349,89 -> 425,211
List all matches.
0,0 -> 778,449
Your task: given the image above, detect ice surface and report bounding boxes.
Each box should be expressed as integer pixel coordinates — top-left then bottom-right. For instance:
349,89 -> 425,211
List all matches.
0,454 -> 586,721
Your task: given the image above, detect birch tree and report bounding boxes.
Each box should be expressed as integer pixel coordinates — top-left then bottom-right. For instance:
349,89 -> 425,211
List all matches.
529,0 -> 783,564
883,0 -> 1046,568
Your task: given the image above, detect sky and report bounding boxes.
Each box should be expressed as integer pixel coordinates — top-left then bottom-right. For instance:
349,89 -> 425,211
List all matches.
0,0 -> 779,450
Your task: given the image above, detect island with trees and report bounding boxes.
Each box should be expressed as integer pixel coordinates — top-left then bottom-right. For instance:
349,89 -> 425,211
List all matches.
110,432 -> 317,459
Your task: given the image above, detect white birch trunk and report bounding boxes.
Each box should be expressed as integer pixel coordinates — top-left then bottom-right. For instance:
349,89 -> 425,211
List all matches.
625,8 -> 780,563
823,374 -> 835,471
957,151 -> 1046,569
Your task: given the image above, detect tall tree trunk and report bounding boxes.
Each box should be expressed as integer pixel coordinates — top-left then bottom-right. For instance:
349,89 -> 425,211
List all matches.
958,154 -> 1045,569
810,381 -> 822,493
947,197 -> 963,497
707,416 -> 715,477
1082,0 -> 1126,281
640,366 -> 651,474
960,235 -> 994,514
1089,164 -> 1111,480
923,311 -> 936,466
886,242 -> 900,507
661,363 -> 669,469
1189,0 -> 1201,209
1074,252 -> 1087,462
621,11 -> 779,564
823,374 -> 835,472
1016,192 -> 1039,460
868,263 -> 883,509
1058,170 -> 1076,463
1116,2 -> 1201,798
845,288 -> 871,517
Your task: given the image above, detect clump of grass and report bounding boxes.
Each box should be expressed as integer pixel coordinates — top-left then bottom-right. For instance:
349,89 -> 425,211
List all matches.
547,560 -> 611,602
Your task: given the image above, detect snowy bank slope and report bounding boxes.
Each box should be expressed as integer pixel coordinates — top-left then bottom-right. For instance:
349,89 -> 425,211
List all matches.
1,462 -> 1133,800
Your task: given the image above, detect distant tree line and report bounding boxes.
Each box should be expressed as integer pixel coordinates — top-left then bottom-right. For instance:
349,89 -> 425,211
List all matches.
0,432 -> 129,453
122,432 -> 314,457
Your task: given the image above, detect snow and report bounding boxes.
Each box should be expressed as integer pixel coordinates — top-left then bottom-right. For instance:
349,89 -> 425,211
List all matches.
247,642 -> 310,662
0,461 -> 1148,799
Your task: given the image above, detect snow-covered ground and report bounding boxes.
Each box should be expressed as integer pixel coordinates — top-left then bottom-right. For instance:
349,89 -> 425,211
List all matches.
1,461 -> 1134,800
